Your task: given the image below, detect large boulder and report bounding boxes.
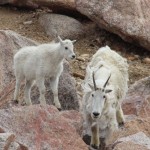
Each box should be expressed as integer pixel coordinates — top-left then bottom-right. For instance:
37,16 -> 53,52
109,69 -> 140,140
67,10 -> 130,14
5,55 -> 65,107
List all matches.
39,13 -> 85,39
114,141 -> 149,150
0,30 -> 79,110
75,0 -> 150,51
122,77 -> 150,117
0,0 -> 76,12
113,132 -> 150,150
0,133 -> 27,150
0,105 -> 88,150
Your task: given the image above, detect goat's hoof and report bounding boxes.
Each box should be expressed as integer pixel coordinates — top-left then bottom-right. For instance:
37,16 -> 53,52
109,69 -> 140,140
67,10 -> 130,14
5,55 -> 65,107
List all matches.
57,108 -> 62,111
13,100 -> 19,104
26,102 -> 32,106
118,122 -> 125,128
90,144 -> 99,150
40,101 -> 47,106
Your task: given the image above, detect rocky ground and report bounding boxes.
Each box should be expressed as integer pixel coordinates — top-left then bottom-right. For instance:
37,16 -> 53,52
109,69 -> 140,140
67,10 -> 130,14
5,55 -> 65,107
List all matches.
0,6 -> 150,85
0,4 -> 150,150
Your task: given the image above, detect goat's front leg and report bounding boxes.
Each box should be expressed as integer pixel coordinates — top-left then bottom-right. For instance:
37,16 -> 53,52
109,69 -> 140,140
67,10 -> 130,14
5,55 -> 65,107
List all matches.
50,76 -> 61,110
24,80 -> 33,106
90,122 -> 100,150
36,78 -> 46,105
105,109 -> 118,146
116,105 -> 125,126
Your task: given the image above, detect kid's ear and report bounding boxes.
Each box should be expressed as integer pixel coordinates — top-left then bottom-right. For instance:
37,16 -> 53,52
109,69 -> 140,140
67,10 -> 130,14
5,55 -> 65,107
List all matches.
105,89 -> 112,93
72,40 -> 76,43
58,36 -> 63,44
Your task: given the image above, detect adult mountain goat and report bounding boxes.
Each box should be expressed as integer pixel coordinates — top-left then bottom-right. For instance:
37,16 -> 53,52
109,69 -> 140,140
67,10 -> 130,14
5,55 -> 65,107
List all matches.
82,46 -> 128,149
13,36 -> 76,110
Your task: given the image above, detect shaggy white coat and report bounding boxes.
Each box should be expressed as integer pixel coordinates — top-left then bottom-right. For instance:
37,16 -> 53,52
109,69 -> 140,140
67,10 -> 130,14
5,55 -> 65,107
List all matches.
14,37 -> 76,109
82,46 -> 128,148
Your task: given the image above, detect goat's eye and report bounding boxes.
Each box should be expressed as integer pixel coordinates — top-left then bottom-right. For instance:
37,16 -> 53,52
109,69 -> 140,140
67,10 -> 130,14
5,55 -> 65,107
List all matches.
65,47 -> 68,50
103,95 -> 106,99
92,94 -> 94,97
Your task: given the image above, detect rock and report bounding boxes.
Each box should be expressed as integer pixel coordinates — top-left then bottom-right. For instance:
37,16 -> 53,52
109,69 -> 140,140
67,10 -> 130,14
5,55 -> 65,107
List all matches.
39,14 -> 85,39
0,133 -> 15,150
8,142 -> 22,150
72,72 -> 85,79
23,20 -> 33,25
76,57 -> 85,62
143,58 -> 150,64
114,141 -> 149,150
80,65 -> 86,70
0,105 -> 88,150
127,56 -> 137,61
80,54 -> 90,59
75,0 -> 150,51
113,132 -> 150,150
122,77 -> 150,117
0,30 -> 38,94
0,30 -> 79,110
0,0 -> 76,12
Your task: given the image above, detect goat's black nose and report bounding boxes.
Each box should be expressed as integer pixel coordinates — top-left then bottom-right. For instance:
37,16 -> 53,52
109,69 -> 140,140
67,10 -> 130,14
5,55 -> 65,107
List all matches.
93,112 -> 100,117
72,55 -> 76,59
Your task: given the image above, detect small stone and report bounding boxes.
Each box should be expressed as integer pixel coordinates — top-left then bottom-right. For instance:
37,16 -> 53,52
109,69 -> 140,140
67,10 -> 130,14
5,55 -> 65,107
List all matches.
76,57 -> 85,62
80,65 -> 86,70
134,55 -> 140,59
127,56 -> 136,61
0,133 -> 15,150
143,58 -> 150,64
80,54 -> 90,59
23,21 -> 33,25
8,142 -> 21,150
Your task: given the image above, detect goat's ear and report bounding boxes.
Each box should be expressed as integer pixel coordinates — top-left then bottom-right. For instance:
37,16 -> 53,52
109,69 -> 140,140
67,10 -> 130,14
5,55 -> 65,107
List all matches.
58,36 -> 63,44
82,83 -> 93,92
72,40 -> 76,43
105,89 -> 112,93
88,83 -> 94,90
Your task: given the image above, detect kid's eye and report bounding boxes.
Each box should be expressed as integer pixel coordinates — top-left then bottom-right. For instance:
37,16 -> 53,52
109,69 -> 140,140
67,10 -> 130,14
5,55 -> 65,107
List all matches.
65,47 -> 68,50
103,95 -> 106,98
92,94 -> 94,97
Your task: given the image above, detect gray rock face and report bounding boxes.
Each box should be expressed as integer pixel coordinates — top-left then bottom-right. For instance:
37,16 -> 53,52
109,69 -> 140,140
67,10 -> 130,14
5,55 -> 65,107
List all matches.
75,0 -> 150,51
0,30 -> 38,90
0,0 -> 76,12
0,30 -> 79,110
0,105 -> 88,150
114,132 -> 150,150
122,76 -> 150,117
39,14 -> 84,40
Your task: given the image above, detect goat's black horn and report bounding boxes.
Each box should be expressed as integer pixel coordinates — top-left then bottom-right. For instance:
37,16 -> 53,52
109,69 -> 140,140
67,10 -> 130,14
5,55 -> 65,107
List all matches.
103,74 -> 111,88
92,72 -> 97,91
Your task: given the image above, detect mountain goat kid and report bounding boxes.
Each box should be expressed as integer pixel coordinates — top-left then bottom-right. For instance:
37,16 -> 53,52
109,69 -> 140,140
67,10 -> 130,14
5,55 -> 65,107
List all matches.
82,46 -> 128,149
13,36 -> 76,110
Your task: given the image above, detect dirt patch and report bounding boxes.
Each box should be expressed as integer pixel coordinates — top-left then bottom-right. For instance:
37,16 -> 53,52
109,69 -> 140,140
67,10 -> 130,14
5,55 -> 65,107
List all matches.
0,5 -> 150,86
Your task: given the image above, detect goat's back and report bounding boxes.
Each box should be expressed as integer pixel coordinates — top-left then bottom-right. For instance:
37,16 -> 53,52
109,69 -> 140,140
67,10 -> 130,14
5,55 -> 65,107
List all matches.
87,46 -> 128,100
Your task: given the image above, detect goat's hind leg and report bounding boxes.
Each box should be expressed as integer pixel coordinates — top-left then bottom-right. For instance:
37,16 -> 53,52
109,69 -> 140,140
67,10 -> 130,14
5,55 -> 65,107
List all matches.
24,80 -> 33,106
90,123 -> 100,150
50,76 -> 61,110
36,78 -> 46,105
14,76 -> 23,103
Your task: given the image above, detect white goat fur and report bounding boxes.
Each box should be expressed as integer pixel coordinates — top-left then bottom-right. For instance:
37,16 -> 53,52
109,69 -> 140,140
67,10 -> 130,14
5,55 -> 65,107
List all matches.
14,37 -> 76,109
82,46 -> 128,148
